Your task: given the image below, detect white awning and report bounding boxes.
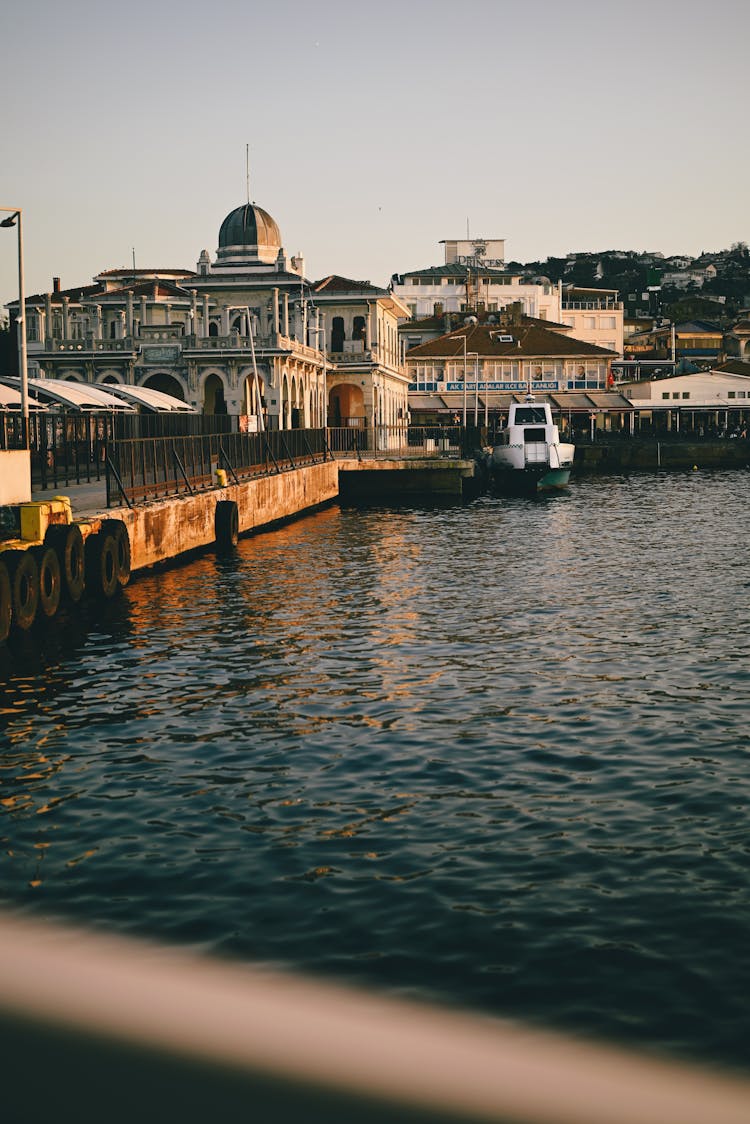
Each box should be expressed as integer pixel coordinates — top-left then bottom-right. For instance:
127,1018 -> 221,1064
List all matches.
0,380 -> 46,410
97,383 -> 194,413
7,377 -> 136,412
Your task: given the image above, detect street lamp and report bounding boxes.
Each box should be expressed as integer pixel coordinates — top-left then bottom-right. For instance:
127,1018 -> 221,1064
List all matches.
1,206 -> 28,440
452,332 -> 470,424
308,321 -> 328,430
467,351 -> 479,425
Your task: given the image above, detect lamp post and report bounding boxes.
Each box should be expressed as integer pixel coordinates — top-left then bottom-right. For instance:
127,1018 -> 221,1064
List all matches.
452,332 -> 470,424
308,322 -> 327,431
468,351 -> 479,425
1,206 -> 28,441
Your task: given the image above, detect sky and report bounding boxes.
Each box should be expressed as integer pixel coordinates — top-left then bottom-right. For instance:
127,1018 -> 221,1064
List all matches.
1,0 -> 748,310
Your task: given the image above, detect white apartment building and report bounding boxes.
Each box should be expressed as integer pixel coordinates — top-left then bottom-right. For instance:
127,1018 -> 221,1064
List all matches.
392,238 -> 624,355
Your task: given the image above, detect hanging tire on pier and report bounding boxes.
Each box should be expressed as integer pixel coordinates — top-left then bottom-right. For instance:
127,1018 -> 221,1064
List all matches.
33,546 -> 62,620
85,532 -> 119,600
7,550 -> 39,632
0,558 -> 11,643
102,520 -> 131,588
45,524 -> 85,603
215,500 -> 239,550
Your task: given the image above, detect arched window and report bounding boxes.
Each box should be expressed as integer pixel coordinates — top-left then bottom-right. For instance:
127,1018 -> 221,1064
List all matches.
208,321 -> 219,337
353,315 -> 366,347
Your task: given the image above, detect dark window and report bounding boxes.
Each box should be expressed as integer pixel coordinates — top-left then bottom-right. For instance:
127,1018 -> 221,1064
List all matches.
515,407 -> 548,424
331,317 -> 345,351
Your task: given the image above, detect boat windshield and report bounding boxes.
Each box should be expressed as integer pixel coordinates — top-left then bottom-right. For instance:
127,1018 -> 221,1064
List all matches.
514,407 -> 548,424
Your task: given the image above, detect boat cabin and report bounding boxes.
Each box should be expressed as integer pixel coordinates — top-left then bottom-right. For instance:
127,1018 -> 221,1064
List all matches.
495,401 -> 558,446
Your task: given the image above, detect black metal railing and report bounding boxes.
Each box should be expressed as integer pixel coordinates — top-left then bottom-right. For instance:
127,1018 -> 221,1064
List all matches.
327,424 -> 477,458
11,411 -> 239,492
28,411 -> 113,490
107,427 -> 330,507
113,412 -> 237,440
0,414 -> 28,451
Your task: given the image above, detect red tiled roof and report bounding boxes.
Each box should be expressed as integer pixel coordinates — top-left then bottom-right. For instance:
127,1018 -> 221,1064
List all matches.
20,284 -> 102,306
406,322 -> 615,359
96,267 -> 196,278
95,280 -> 192,300
313,275 -> 381,293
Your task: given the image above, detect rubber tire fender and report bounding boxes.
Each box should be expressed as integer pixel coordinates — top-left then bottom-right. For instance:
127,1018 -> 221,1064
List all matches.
0,558 -> 11,643
215,500 -> 239,549
45,523 -> 85,603
9,550 -> 39,632
85,533 -> 119,599
34,545 -> 62,619
102,520 -> 131,587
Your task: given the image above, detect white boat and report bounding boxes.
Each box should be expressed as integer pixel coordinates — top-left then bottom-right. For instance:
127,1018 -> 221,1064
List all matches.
488,397 -> 575,493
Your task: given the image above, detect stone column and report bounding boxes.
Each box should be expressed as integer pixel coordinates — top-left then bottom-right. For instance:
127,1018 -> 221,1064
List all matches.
93,305 -> 102,340
62,297 -> 70,339
140,295 -> 148,328
191,290 -> 198,339
202,295 -> 210,338
272,288 -> 280,335
126,292 -> 134,336
221,306 -> 230,335
118,311 -> 126,339
38,309 -> 46,343
282,292 -> 289,337
45,294 -> 53,341
165,303 -> 172,326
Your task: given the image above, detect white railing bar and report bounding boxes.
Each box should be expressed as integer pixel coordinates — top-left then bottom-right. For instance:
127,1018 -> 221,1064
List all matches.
0,912 -> 747,1124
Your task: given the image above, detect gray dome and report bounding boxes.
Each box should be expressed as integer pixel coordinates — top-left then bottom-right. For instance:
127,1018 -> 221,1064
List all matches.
218,204 -> 281,251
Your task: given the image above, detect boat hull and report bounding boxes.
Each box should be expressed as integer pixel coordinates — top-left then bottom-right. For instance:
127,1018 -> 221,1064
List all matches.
489,463 -> 571,495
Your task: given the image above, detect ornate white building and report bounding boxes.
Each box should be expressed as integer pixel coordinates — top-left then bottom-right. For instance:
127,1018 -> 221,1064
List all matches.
11,202 -> 411,429
392,237 -> 624,356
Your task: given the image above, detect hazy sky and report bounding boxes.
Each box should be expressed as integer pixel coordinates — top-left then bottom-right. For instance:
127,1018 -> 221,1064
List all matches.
1,0 -> 748,309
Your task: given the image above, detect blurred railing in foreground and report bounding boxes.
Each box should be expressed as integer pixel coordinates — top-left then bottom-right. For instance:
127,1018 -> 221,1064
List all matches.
0,912 -> 747,1124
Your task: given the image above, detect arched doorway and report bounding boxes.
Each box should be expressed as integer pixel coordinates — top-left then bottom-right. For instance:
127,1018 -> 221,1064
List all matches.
203,373 -> 227,414
242,372 -> 266,424
142,373 -> 186,400
329,383 -> 365,427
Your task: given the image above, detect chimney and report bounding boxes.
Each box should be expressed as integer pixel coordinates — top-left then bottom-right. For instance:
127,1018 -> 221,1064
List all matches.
53,277 -> 61,293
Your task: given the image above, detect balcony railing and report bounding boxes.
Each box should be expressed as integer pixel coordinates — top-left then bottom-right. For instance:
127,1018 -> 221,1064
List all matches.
561,300 -> 624,311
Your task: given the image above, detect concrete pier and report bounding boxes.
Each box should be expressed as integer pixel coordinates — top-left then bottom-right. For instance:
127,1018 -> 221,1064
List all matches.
576,439 -> 750,473
104,461 -> 340,573
338,458 -> 477,500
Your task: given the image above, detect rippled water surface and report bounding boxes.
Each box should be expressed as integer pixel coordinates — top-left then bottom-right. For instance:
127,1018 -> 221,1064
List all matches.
2,470 -> 750,1070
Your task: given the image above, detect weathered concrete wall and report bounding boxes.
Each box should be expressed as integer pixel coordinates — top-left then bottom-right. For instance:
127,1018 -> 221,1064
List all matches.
576,440 -> 750,472
118,462 -> 339,573
0,451 -> 31,504
338,458 -> 476,499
